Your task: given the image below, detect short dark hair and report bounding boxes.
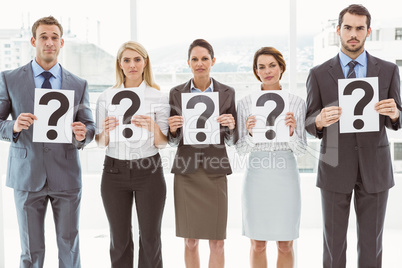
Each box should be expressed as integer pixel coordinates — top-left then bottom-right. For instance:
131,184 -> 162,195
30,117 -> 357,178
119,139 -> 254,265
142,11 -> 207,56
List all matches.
188,39 -> 214,59
252,47 -> 286,81
338,4 -> 371,29
32,16 -> 63,38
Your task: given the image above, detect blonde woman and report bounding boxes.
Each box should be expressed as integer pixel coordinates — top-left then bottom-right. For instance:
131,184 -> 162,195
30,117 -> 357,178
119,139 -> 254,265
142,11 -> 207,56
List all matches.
95,41 -> 168,268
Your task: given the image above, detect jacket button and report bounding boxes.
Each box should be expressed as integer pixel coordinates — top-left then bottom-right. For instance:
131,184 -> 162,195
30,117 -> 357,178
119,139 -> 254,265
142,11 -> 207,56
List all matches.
355,146 -> 358,150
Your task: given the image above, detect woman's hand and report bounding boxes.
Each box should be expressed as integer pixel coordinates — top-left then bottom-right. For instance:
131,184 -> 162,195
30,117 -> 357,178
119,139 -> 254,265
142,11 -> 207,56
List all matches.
102,116 -> 119,136
217,114 -> 235,130
246,115 -> 256,136
168,115 -> 184,136
285,112 -> 296,136
132,115 -> 154,132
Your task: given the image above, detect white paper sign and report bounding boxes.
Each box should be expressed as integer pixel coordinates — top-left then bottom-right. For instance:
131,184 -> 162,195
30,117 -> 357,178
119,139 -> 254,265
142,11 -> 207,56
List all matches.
251,91 -> 289,143
107,87 -> 147,142
182,92 -> 220,145
339,77 -> 379,133
33,88 -> 74,143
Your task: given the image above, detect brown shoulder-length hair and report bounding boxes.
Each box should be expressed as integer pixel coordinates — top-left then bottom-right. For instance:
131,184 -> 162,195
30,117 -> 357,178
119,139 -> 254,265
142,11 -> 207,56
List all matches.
252,47 -> 286,81
187,39 -> 214,59
32,16 -> 63,38
338,4 -> 371,28
113,41 -> 160,90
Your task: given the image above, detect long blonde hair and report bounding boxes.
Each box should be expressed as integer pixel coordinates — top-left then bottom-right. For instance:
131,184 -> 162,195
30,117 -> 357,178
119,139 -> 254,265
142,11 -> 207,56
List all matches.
113,41 -> 160,90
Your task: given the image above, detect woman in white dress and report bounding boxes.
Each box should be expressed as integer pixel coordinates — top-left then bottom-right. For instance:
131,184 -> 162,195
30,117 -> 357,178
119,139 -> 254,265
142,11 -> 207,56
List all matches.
236,47 -> 307,268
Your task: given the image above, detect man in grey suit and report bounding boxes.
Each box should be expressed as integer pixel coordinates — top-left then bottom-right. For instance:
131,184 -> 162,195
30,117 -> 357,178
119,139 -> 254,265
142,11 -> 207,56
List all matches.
305,4 -> 401,268
0,16 -> 95,268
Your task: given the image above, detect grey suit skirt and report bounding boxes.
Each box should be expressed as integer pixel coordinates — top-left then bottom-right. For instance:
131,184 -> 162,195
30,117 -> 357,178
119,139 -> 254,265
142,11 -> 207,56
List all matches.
242,150 -> 301,241
174,167 -> 228,240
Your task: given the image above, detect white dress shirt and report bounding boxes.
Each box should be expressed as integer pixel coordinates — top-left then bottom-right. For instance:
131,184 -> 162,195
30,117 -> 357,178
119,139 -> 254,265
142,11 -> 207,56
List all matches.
236,90 -> 307,157
96,81 -> 170,160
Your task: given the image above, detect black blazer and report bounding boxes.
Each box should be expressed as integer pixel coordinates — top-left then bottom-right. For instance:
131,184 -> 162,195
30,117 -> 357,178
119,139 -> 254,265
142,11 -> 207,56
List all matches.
168,78 -> 238,174
305,52 -> 402,194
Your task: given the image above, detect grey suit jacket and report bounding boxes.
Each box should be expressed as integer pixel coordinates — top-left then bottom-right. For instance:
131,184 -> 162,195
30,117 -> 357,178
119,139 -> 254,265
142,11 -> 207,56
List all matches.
0,61 -> 95,192
305,52 -> 402,194
168,78 -> 238,174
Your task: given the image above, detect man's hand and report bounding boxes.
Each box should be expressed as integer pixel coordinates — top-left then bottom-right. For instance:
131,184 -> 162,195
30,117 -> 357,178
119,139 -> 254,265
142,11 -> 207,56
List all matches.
315,106 -> 342,131
375,99 -> 399,122
72,122 -> 87,142
13,113 -> 37,133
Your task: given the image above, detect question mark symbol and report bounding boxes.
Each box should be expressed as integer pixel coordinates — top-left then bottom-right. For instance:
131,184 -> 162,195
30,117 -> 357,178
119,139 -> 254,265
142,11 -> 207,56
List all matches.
112,90 -> 141,139
343,80 -> 374,130
186,95 -> 215,142
256,93 -> 285,140
39,92 -> 69,140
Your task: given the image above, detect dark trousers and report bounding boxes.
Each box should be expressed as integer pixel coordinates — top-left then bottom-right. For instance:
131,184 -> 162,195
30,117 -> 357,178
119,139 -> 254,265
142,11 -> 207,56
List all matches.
101,154 -> 166,268
321,179 -> 388,268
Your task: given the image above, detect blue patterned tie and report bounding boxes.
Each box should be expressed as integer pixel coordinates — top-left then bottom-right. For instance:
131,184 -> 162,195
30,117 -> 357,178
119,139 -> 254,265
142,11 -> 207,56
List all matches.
347,61 -> 357,78
41,71 -> 53,89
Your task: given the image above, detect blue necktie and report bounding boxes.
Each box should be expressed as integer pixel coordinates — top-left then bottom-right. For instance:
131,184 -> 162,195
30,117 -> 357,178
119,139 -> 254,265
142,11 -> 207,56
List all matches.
41,71 -> 53,89
347,61 -> 357,78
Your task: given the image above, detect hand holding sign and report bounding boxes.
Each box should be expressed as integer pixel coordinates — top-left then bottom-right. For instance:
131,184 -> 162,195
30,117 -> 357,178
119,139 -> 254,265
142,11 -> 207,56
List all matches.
33,88 -> 74,143
339,77 -> 379,133
375,98 -> 400,121
13,113 -> 37,133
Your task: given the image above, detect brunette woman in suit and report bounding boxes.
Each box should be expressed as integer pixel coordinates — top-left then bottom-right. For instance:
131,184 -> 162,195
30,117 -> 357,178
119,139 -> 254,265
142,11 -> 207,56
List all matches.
168,39 -> 237,268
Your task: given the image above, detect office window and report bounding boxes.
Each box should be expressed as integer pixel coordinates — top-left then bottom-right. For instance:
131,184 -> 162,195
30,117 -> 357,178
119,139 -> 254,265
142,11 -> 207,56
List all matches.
395,28 -> 402,40
395,143 -> 402,160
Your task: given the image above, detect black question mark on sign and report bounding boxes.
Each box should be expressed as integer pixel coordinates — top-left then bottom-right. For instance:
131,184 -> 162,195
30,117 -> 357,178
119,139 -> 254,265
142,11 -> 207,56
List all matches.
256,93 -> 285,140
39,92 -> 69,140
343,80 -> 374,130
186,95 -> 215,142
112,90 -> 141,139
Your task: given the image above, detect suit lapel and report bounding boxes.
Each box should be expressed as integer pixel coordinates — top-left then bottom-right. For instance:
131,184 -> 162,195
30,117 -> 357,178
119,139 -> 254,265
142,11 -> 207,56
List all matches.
212,78 -> 229,114
366,52 -> 380,77
173,80 -> 191,114
22,62 -> 36,102
60,67 -> 80,107
328,55 -> 345,83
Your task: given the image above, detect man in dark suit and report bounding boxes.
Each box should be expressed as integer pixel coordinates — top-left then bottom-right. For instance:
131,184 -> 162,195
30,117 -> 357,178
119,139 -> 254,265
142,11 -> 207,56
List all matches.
305,4 -> 401,268
0,16 -> 95,268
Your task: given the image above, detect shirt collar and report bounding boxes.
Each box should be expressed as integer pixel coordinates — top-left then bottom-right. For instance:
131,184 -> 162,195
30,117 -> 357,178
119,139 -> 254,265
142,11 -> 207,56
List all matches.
190,79 -> 214,93
32,58 -> 61,79
120,80 -> 146,89
339,50 -> 367,68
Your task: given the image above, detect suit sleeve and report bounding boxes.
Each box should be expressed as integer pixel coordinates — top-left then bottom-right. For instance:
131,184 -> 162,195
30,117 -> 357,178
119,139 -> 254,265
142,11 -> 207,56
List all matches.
224,87 -> 238,146
167,89 -> 181,147
72,80 -> 95,149
305,68 -> 324,139
0,72 -> 16,143
385,65 -> 402,130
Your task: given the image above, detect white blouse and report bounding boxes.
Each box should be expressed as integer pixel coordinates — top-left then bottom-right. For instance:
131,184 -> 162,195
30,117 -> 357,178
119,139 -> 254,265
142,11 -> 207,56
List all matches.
235,91 -> 307,157
96,81 -> 170,160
